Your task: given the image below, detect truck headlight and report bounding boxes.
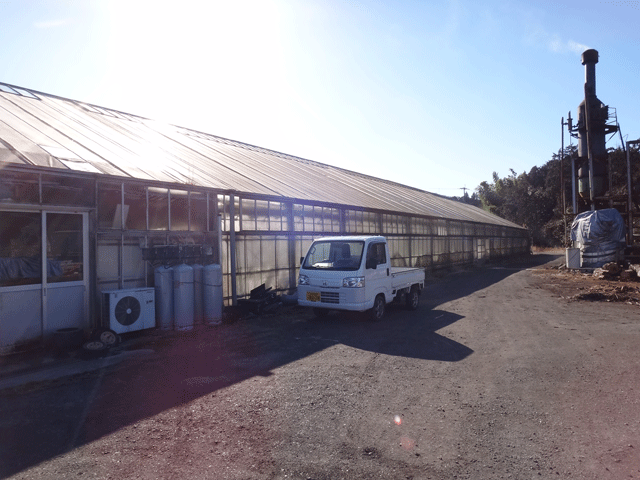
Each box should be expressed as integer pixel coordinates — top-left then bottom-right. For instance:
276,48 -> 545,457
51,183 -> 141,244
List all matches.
343,276 -> 365,288
299,274 -> 309,285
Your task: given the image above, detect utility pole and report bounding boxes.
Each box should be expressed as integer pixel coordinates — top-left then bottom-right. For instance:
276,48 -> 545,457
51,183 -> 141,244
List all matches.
627,140 -> 640,245
561,116 -> 567,245
567,111 -> 577,215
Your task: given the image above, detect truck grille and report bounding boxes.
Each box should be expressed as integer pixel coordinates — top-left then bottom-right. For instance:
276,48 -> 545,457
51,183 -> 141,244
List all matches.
321,291 -> 340,304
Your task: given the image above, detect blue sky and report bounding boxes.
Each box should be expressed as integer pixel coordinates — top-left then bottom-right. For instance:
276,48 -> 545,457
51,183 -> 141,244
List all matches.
1,0 -> 639,195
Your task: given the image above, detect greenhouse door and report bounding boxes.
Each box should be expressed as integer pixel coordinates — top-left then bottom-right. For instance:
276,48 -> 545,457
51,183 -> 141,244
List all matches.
43,211 -> 89,335
0,210 -> 89,353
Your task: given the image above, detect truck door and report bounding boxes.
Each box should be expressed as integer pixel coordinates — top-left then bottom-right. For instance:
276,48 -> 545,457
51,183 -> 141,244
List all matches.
365,241 -> 389,301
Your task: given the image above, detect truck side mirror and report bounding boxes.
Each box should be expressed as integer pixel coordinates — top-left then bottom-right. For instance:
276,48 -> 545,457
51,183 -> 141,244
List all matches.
366,258 -> 377,269
300,257 -> 304,265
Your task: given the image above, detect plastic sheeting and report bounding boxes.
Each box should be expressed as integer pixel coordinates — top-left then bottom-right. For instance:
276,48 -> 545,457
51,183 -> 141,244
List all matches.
570,208 -> 626,253
0,257 -> 62,282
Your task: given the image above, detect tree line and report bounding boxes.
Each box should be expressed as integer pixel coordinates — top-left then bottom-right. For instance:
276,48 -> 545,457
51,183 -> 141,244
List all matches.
451,146 -> 640,247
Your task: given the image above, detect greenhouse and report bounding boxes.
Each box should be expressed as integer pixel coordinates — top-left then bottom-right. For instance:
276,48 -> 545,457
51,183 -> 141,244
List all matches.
0,82 -> 529,353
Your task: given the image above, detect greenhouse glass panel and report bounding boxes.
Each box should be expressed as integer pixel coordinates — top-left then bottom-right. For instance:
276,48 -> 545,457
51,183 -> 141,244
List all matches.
233,196 -> 241,233
399,216 -> 408,234
303,205 -> 314,232
261,271 -> 277,290
296,236 -> 315,264
433,238 -> 447,255
235,237 -> 248,274
464,238 -> 473,252
42,174 -> 93,207
261,236 -> 276,271
0,211 -> 41,287
241,199 -> 256,230
312,206 -> 322,232
0,170 -> 39,204
277,269 -> 290,290
449,222 -> 462,235
97,182 -> 121,229
382,214 -> 394,234
463,222 -> 475,236
329,208 -> 341,233
170,189 -> 189,231
148,188 -> 168,231
245,237 -> 262,272
122,240 -> 145,282
354,211 -> 363,233
96,236 -> 119,282
46,213 -> 83,284
269,202 -> 284,232
346,210 -> 361,233
125,183 -> 147,230
293,204 -> 304,232
190,192 -> 208,232
276,237 -> 288,268
411,237 -> 430,258
364,212 -> 378,233
255,200 -> 270,231
216,196 -> 228,232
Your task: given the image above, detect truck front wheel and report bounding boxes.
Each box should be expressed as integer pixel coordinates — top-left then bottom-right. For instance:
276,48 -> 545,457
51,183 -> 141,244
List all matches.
406,287 -> 420,311
369,294 -> 385,321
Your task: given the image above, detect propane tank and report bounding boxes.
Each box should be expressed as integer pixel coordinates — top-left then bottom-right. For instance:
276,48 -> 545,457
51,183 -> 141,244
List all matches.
154,266 -> 173,330
173,264 -> 194,331
203,263 -> 223,325
192,264 -> 204,324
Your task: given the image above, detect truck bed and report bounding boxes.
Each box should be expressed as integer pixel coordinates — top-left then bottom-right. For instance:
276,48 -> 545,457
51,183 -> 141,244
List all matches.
390,267 -> 424,290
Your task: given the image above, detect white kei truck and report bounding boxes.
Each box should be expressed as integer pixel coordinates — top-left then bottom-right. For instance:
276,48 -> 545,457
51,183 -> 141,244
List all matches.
297,236 -> 425,320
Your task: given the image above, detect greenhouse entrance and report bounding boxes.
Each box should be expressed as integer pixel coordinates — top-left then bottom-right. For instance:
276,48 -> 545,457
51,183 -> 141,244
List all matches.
0,209 -> 89,353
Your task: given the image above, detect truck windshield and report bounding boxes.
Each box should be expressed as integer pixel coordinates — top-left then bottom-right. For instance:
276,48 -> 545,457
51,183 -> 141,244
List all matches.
302,240 -> 365,271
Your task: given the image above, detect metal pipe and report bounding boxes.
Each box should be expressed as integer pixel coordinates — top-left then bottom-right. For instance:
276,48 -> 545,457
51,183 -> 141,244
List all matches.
583,49 -> 598,95
561,117 -> 565,244
627,144 -> 632,245
584,83 -> 596,210
571,154 -> 577,215
580,49 -> 600,211
627,140 -> 640,245
229,194 -> 237,306
167,189 -> 171,231
120,182 -> 124,289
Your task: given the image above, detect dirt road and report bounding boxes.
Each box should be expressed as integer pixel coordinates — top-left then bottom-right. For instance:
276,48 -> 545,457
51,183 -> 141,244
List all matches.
2,254 -> 640,479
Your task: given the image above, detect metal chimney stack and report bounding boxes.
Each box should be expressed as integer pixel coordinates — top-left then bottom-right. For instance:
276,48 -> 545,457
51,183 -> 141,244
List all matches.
583,49 -> 598,97
577,49 -> 607,161
575,48 -> 612,207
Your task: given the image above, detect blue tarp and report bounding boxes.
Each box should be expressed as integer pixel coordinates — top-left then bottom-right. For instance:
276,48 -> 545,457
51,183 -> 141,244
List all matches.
570,208 -> 626,253
0,257 -> 62,281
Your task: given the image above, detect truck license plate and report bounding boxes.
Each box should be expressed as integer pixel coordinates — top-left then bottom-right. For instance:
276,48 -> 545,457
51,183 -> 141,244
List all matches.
306,291 -> 321,302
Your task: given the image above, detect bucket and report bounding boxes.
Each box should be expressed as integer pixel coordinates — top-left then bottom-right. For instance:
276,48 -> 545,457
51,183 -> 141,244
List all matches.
565,248 -> 580,269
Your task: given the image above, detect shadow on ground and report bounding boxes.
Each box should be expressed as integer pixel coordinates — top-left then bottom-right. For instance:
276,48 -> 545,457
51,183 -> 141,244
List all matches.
0,253 -> 561,478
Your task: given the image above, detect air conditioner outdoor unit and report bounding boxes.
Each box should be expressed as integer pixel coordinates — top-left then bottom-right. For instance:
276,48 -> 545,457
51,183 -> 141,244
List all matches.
102,288 -> 156,334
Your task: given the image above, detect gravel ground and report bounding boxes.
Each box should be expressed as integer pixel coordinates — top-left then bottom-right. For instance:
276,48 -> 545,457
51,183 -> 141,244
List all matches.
2,253 -> 640,479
